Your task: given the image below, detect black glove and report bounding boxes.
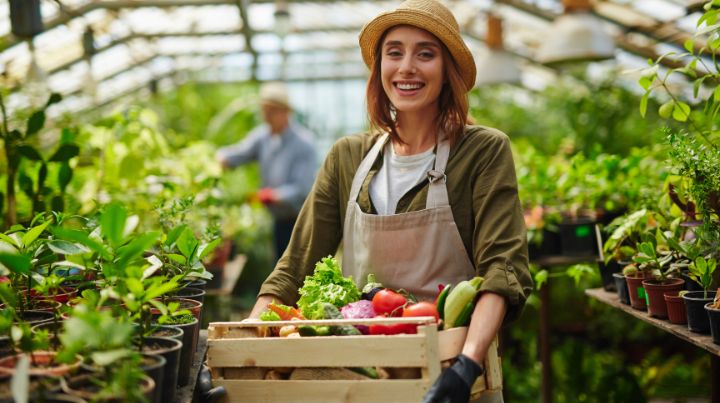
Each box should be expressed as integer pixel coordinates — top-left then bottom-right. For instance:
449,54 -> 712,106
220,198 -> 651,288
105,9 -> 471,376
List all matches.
422,354 -> 485,403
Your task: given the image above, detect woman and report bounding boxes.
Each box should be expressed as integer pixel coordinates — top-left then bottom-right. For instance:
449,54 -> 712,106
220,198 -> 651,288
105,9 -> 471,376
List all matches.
248,0 -> 533,401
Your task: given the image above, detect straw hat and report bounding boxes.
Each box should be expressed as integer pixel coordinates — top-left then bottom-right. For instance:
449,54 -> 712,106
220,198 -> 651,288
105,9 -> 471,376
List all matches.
259,81 -> 292,110
358,0 -> 476,91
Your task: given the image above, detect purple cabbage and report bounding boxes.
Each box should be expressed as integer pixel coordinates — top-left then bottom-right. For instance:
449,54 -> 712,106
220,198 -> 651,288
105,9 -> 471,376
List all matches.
340,300 -> 376,335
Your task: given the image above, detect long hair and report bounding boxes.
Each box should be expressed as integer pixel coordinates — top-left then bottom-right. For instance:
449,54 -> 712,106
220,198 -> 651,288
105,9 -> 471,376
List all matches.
365,28 -> 470,144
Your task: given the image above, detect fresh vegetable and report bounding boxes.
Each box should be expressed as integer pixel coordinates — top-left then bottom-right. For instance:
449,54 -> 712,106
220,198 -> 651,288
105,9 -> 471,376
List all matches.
368,316 -> 410,335
323,303 -> 362,336
259,310 -> 281,322
349,367 -> 379,379
340,300 -> 377,334
453,302 -> 475,328
267,302 -> 305,321
279,325 -> 299,337
297,256 -> 361,319
444,276 -> 484,328
371,289 -> 407,317
361,274 -> 384,300
435,283 -> 452,320
298,325 -> 331,337
402,301 -> 439,322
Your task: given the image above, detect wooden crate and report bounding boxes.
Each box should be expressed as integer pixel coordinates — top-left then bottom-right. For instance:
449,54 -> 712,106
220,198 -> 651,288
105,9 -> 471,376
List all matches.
207,317 -> 502,403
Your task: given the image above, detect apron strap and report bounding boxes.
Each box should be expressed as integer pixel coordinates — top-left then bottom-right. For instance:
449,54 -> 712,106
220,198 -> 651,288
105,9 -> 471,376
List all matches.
348,133 -> 389,203
426,139 -> 451,209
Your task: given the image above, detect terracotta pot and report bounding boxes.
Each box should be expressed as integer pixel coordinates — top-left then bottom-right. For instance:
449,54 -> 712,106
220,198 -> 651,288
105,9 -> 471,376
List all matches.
625,275 -> 647,311
664,291 -> 687,325
24,287 -> 77,304
642,278 -> 685,319
0,351 -> 80,377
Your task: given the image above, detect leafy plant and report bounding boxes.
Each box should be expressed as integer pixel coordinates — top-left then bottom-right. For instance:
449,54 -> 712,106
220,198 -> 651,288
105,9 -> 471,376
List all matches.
632,241 -> 677,282
688,256 -> 717,298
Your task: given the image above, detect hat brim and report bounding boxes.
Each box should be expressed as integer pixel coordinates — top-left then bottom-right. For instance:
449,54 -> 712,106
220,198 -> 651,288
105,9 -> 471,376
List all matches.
359,9 -> 476,91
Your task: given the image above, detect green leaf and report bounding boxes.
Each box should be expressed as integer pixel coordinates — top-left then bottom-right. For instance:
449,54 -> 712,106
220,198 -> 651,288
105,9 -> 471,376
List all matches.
116,231 -> 160,270
18,173 -> 33,198
672,102 -> 691,122
51,227 -> 111,260
198,238 -> 222,260
47,240 -> 90,255
48,144 -> 79,162
639,76 -> 652,90
45,93 -> 62,107
176,228 -> 198,261
17,145 -> 43,161
26,111 -> 46,138
145,280 -> 180,301
22,220 -> 52,248
684,38 -> 695,53
0,253 -> 31,275
0,233 -> 19,249
125,278 -> 144,297
38,163 -> 48,189
167,254 -> 186,265
58,162 -> 72,192
639,92 -> 649,118
165,225 -> 188,247
101,203 -> 127,248
534,269 -> 548,290
658,101 -> 674,118
91,349 -> 132,366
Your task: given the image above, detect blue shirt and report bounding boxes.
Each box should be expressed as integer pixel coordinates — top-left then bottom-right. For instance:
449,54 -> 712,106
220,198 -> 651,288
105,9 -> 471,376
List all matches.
217,122 -> 318,220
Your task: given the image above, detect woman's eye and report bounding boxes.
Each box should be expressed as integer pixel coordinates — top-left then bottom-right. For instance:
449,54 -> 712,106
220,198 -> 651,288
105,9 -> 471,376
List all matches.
418,51 -> 435,59
386,50 -> 402,57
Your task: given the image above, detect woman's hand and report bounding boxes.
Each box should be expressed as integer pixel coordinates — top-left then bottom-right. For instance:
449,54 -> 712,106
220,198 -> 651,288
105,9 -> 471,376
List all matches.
247,294 -> 281,319
422,354 -> 484,403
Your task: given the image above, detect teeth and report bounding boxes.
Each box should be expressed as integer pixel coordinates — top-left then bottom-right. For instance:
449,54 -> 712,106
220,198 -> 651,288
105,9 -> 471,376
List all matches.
397,83 -> 422,90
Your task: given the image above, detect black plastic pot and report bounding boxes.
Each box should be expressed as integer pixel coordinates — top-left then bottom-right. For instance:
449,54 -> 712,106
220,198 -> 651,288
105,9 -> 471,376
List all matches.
682,291 -> 717,334
181,279 -> 207,291
612,272 -> 630,305
141,336 -> 182,403
153,316 -> 198,386
17,310 -> 55,326
706,303 -> 720,345
147,325 -> 183,343
140,353 -> 166,403
558,217 -> 597,257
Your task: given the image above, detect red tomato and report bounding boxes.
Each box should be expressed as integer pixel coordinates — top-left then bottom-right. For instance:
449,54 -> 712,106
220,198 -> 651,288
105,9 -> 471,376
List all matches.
371,289 -> 407,317
402,301 -> 439,322
368,316 -> 413,335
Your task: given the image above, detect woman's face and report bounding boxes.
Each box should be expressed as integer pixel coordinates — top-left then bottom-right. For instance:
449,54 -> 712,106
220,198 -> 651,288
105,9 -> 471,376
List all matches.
380,25 -> 445,116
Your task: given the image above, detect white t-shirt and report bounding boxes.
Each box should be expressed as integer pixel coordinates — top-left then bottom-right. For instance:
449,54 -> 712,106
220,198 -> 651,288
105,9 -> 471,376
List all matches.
370,142 -> 436,215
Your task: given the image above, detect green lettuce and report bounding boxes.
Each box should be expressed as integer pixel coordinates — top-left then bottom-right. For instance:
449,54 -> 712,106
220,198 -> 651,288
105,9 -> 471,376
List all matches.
297,256 -> 360,319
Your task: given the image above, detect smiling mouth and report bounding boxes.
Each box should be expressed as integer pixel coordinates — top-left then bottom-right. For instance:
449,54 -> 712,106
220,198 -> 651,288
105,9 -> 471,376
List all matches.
394,82 -> 424,91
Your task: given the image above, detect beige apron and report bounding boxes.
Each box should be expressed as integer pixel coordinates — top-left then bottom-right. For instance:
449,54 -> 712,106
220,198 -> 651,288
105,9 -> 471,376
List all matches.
343,133 -> 475,301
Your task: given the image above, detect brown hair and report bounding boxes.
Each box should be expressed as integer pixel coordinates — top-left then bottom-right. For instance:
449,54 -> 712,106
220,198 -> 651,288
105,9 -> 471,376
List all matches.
366,28 -> 471,144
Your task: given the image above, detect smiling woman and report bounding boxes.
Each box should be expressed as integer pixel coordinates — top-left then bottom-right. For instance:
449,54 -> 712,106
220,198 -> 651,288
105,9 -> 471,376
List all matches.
247,0 -> 533,402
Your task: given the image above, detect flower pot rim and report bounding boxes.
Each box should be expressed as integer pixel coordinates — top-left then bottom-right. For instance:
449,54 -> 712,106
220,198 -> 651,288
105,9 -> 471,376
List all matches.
641,278 -> 685,287
663,291 -> 683,300
62,373 -> 154,399
682,290 -> 718,301
704,302 -> 720,311
0,351 -> 81,376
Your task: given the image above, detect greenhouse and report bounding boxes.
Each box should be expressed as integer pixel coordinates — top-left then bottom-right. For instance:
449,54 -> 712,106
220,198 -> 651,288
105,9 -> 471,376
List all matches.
1,0 -> 719,402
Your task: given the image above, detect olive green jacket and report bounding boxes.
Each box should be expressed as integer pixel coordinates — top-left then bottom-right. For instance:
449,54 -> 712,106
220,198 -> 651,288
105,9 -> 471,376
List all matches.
259,125 -> 533,323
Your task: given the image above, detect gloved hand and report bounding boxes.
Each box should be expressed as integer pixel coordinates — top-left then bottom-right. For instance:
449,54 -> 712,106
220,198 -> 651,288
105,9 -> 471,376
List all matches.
256,187 -> 278,205
422,354 -> 485,403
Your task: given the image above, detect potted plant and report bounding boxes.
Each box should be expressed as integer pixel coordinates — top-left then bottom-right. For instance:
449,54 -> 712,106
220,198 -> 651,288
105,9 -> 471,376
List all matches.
664,290 -> 687,325
622,264 -> 648,311
152,301 -> 198,386
636,240 -> 684,319
682,256 -> 717,333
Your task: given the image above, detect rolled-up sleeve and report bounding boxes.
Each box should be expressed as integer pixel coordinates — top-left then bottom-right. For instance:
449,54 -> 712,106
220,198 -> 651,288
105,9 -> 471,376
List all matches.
471,131 -> 533,324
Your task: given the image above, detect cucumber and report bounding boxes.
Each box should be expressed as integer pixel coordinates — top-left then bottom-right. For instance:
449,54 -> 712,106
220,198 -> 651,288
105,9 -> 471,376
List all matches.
436,284 -> 452,320
298,325 -> 331,337
453,301 -> 474,327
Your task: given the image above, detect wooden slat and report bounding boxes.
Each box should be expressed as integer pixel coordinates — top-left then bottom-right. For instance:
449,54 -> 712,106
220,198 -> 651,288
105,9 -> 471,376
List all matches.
485,338 -> 503,390
438,326 -> 468,360
208,334 -> 429,368
419,324 -> 441,382
215,379 -> 428,403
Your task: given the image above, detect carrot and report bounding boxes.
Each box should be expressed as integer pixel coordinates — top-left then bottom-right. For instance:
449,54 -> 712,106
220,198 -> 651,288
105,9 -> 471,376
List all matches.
268,302 -> 305,320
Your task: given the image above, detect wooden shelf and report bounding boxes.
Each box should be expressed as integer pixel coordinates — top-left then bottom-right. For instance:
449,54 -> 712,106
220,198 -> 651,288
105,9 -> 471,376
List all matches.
585,288 -> 720,357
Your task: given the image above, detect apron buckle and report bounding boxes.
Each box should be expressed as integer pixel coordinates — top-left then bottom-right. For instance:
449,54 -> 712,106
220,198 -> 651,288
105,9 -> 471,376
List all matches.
427,169 -> 447,184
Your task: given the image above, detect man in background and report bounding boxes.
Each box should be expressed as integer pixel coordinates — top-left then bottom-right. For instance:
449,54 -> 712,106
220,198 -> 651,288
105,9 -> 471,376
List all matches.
216,82 -> 318,261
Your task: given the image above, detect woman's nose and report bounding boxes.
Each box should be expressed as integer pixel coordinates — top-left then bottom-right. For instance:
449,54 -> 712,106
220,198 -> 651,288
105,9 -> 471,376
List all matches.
398,55 -> 416,74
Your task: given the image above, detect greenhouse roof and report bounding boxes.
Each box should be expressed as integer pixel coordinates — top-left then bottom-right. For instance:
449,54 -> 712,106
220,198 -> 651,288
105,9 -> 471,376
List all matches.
0,0 -> 712,116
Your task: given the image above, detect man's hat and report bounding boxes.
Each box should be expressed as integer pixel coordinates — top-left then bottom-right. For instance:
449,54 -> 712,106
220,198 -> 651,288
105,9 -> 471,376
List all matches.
259,82 -> 292,110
